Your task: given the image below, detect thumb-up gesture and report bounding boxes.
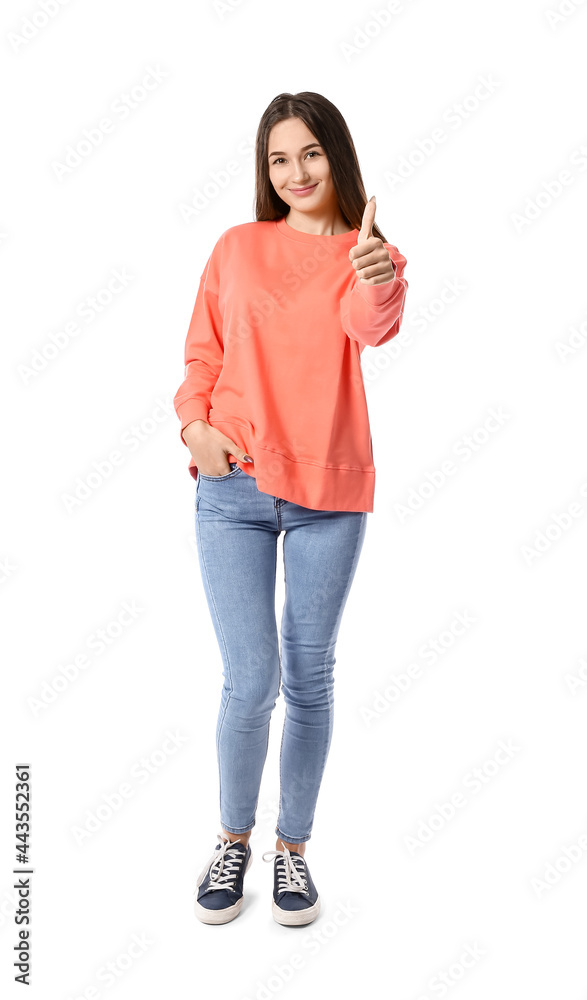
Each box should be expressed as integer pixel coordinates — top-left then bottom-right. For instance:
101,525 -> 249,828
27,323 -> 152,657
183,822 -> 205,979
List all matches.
348,195 -> 396,285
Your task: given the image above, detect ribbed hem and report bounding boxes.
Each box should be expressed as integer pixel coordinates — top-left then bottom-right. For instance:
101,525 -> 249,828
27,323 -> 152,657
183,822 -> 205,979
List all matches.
254,447 -> 373,512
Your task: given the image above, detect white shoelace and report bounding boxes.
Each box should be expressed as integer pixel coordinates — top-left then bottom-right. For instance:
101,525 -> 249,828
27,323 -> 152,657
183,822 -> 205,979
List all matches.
194,833 -> 248,895
262,847 -> 309,894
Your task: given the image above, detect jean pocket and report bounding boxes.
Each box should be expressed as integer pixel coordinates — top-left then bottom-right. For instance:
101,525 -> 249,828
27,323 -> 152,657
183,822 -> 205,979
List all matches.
197,462 -> 243,482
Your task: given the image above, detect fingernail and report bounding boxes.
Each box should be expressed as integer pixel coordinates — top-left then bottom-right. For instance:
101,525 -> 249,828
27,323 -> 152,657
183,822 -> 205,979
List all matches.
244,455 -> 253,462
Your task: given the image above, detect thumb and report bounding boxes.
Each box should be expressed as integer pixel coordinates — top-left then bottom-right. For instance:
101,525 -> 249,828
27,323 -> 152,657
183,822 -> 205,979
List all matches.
357,195 -> 376,243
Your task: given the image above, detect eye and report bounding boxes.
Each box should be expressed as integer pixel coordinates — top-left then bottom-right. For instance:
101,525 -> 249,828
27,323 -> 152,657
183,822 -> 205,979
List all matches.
270,150 -> 322,165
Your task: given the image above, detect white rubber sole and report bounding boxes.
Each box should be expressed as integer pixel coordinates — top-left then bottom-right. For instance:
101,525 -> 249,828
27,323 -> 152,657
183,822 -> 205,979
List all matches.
271,895 -> 321,926
195,848 -> 253,924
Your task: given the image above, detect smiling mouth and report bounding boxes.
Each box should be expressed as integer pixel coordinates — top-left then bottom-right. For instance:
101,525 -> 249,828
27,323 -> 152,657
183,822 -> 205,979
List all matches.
289,183 -> 318,194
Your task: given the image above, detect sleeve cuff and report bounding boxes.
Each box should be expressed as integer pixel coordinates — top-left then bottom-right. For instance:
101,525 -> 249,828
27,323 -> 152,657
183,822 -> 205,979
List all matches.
356,268 -> 400,307
175,398 -> 211,444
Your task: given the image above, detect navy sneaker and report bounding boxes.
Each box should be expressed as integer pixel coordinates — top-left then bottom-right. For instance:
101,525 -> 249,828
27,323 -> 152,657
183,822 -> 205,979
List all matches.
194,833 -> 253,924
262,846 -> 321,926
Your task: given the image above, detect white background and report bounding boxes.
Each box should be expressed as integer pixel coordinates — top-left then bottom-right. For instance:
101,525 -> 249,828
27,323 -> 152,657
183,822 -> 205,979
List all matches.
2,0 -> 587,997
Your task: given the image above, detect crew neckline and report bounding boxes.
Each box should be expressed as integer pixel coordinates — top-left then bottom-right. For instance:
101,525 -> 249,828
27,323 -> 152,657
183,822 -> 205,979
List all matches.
275,215 -> 359,245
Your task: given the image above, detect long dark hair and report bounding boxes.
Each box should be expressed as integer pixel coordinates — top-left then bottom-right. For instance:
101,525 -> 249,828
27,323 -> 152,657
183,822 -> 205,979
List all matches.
253,91 -> 387,243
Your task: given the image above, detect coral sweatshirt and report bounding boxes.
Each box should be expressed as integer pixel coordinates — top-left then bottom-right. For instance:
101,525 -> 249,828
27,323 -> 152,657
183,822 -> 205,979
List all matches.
174,215 -> 408,512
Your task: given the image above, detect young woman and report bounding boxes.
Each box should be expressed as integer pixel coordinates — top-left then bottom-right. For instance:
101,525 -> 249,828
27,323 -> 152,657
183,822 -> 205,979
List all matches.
174,91 -> 408,927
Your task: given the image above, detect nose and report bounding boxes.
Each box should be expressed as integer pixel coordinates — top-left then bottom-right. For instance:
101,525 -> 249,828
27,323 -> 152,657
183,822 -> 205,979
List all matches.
290,161 -> 311,183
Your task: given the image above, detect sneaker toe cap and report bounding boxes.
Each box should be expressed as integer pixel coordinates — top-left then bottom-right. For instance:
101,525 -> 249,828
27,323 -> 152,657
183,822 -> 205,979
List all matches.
198,890 -> 237,910
276,893 -> 315,911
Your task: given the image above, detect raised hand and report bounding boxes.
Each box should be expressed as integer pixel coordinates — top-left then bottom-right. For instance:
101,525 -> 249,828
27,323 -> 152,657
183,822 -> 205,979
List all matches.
348,195 -> 396,285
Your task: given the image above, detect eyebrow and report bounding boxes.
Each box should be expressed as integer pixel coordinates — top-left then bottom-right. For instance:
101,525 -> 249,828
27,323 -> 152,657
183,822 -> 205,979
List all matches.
268,142 -> 322,158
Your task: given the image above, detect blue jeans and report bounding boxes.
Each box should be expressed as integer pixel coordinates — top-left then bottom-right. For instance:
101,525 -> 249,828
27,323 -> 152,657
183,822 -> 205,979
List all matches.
195,462 -> 368,844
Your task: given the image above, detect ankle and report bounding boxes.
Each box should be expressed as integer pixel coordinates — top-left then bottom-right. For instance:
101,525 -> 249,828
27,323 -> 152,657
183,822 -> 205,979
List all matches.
222,830 -> 251,848
276,838 -> 305,857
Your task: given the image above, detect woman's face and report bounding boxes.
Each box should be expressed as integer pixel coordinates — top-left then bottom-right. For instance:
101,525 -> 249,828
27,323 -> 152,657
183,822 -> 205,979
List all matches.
267,117 -> 338,215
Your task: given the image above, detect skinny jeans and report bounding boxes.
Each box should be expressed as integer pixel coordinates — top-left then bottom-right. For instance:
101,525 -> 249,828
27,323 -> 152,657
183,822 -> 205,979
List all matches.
195,462 -> 367,844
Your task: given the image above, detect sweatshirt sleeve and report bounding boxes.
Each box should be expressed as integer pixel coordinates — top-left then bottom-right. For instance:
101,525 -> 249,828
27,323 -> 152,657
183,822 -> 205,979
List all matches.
340,243 -> 408,349
174,233 -> 225,444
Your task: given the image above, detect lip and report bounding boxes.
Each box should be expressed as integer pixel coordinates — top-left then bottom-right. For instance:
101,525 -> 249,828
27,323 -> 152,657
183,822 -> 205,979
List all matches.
289,183 -> 318,195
